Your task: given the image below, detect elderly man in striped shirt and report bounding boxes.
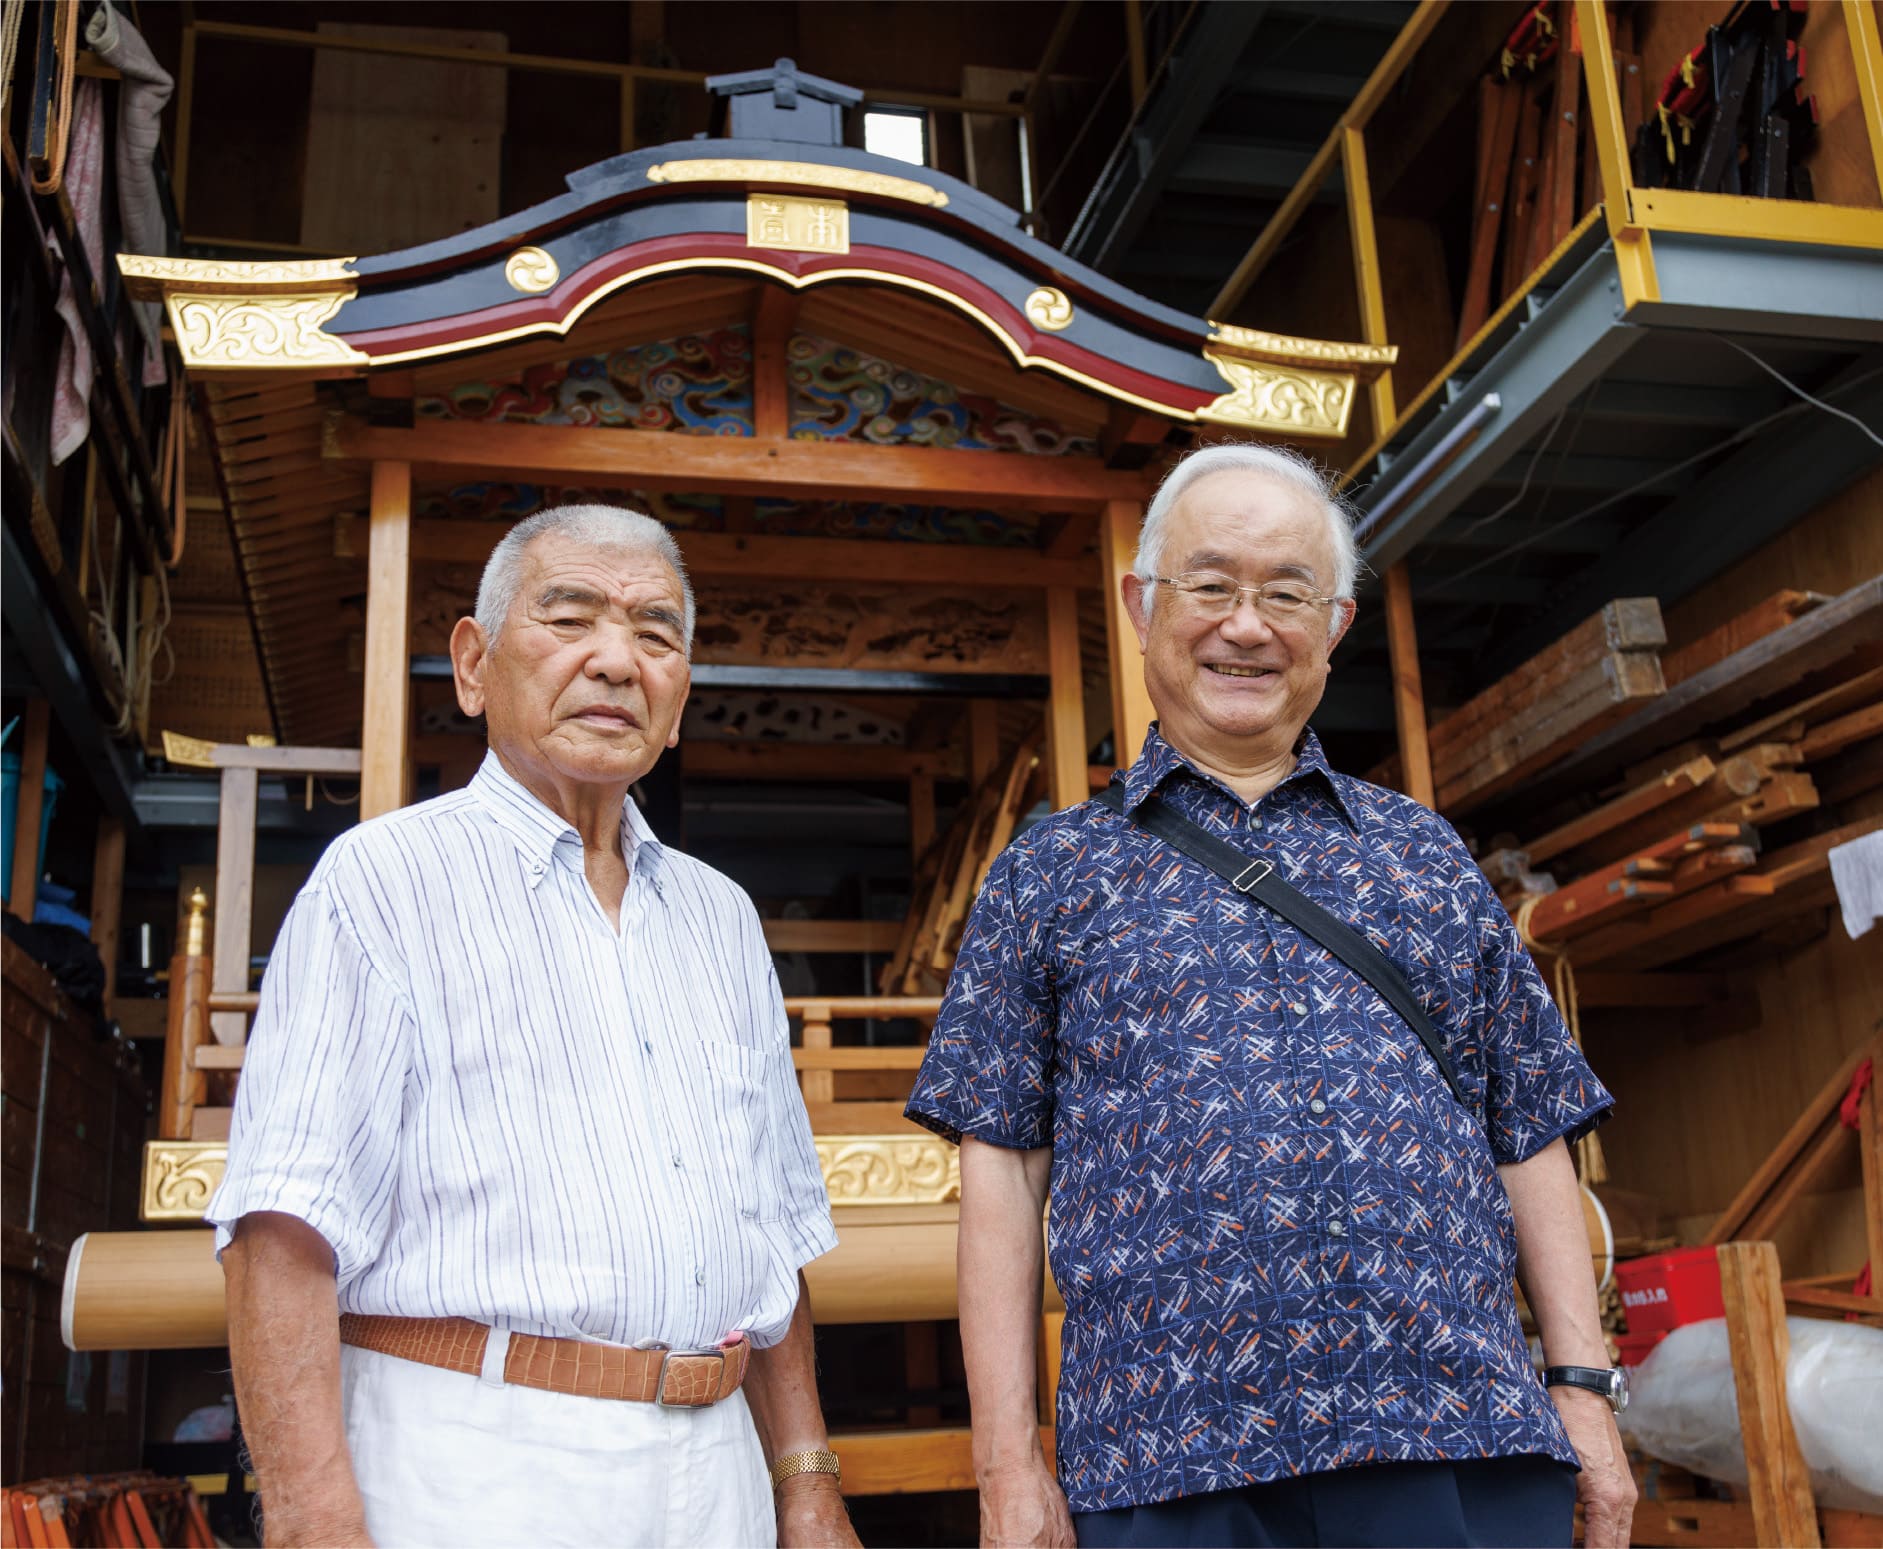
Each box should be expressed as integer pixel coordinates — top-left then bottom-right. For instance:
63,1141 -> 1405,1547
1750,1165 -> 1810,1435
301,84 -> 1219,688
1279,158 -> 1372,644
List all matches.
208,505 -> 857,1548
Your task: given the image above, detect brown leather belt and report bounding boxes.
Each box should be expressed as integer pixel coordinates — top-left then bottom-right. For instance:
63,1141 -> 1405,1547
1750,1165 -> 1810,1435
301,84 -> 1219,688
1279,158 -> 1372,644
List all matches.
337,1314 -> 749,1406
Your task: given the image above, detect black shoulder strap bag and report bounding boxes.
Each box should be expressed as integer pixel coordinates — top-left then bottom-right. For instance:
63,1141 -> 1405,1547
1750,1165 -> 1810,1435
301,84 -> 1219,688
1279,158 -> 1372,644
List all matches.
1092,783 -> 1472,1117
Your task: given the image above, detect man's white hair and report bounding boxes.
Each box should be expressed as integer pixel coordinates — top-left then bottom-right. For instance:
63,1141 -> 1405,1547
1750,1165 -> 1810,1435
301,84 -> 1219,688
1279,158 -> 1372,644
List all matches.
1134,443 -> 1361,637
475,503 -> 695,651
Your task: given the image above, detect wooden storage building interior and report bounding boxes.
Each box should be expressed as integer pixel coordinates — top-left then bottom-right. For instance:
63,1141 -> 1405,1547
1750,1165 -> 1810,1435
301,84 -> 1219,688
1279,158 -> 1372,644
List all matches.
3,1 -> 1881,1542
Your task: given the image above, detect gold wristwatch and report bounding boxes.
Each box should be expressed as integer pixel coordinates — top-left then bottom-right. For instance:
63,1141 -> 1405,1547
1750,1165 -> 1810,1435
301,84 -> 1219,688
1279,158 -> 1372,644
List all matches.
769,1448 -> 842,1489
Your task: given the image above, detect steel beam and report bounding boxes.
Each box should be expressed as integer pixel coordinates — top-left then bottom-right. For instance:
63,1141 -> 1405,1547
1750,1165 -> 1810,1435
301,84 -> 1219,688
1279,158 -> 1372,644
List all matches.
1355,243 -> 1640,570
1630,232 -> 1883,342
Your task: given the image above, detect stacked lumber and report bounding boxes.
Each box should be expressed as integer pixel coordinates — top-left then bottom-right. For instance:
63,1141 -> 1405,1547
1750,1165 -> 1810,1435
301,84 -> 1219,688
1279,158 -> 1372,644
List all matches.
1477,578 -> 1883,976
1371,598 -> 1667,814
881,729 -> 1043,995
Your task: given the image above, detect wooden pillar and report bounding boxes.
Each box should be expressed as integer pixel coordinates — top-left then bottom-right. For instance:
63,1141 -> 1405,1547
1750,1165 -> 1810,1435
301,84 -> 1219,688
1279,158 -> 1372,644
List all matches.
1045,589 -> 1088,810
1861,1042 -> 1883,1294
967,701 -> 1000,790
89,815 -> 126,1008
160,889 -> 211,1140
1100,501 -> 1154,768
6,698 -> 50,919
799,1002 -> 834,1106
1124,0 -> 1147,106
210,767 -> 257,1047
752,287 -> 798,442
908,773 -> 935,864
361,460 -> 413,821
1717,1242 -> 1820,1549
1382,565 -> 1435,808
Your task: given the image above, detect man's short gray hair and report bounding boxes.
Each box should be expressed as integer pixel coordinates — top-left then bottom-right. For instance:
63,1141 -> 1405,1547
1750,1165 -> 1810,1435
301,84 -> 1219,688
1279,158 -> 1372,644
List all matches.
475,503 -> 695,651
1134,444 -> 1361,635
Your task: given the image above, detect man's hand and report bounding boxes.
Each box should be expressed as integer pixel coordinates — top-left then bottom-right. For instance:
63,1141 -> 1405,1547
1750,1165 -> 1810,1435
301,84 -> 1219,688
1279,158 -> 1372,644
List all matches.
1552,1386 -> 1636,1549
978,1457 -> 1075,1549
258,1511 -> 376,1548
775,1475 -> 859,1549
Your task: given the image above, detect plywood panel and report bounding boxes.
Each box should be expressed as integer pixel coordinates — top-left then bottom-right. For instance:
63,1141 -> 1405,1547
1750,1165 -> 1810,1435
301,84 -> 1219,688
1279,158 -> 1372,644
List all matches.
302,23 -> 507,254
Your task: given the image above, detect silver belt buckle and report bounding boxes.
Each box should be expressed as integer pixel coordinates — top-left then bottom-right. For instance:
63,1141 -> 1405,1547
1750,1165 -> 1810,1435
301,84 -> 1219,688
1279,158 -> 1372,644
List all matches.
655,1345 -> 728,1407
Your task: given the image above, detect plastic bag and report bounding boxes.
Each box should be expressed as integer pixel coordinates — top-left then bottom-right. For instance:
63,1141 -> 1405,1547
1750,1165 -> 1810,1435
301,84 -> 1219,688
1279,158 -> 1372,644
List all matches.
1623,1316 -> 1883,1512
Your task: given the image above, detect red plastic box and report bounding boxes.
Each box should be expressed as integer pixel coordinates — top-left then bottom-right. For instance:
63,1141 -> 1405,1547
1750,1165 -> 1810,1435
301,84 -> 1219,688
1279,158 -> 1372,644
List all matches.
1614,1246 -> 1725,1333
1614,1329 -> 1668,1370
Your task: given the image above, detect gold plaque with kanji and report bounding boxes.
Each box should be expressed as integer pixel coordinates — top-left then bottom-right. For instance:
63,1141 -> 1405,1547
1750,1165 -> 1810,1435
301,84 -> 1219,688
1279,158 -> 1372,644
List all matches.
746,194 -> 850,255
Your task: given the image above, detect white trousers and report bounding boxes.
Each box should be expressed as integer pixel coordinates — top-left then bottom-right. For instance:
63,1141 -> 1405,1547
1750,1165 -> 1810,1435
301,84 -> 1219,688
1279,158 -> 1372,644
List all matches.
339,1344 -> 776,1549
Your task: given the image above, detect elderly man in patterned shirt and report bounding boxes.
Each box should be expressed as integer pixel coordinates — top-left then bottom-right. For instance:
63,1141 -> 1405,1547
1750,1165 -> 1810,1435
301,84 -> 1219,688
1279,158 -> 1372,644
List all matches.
209,505 -> 857,1548
907,445 -> 1635,1549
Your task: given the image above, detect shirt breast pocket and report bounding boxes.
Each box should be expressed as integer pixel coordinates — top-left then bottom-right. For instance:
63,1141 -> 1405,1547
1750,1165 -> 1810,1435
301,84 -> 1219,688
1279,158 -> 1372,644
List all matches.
701,1040 -> 782,1222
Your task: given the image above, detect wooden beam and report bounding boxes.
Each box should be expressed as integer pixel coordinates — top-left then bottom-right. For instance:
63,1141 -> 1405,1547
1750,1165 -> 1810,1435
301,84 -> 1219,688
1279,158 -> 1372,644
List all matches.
681,742 -> 964,782
5,699 -> 49,920
89,815 -> 126,1008
1381,564 -> 1433,807
1717,1242 -> 1821,1549
166,741 -> 363,776
327,417 -> 1152,511
761,919 -> 903,953
360,461 -> 413,821
211,767 -> 258,1048
1046,589 -> 1088,809
827,1426 -> 1055,1496
342,515 -> 1101,590
1124,0 -> 1147,106
1101,501 -> 1153,768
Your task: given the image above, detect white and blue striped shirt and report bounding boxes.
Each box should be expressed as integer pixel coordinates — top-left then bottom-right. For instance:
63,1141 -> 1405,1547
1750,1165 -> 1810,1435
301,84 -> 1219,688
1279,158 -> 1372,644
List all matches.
207,753 -> 837,1348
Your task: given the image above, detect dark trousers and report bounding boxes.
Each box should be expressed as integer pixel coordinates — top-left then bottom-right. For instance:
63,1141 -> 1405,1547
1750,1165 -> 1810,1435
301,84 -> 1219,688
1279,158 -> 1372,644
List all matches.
1072,1455 -> 1578,1549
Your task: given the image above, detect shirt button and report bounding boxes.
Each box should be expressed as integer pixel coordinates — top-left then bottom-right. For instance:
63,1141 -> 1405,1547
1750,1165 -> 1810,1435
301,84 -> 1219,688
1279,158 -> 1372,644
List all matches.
694,1268 -> 706,1286
1309,1099 -> 1327,1114
1249,815 -> 1263,829
672,1155 -> 684,1170
1290,1002 -> 1309,1016
1327,1219 -> 1346,1237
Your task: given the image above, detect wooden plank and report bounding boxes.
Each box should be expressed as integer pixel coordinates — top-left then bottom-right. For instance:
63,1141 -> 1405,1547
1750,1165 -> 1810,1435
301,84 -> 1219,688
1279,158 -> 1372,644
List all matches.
828,1425 -> 1055,1497
1382,563 -> 1434,807
1800,700 -> 1883,762
780,996 -> 942,1019
1862,1052 -> 1883,1307
200,744 -> 361,775
1573,971 -> 1731,1007
360,461 -> 412,821
1724,665 -> 1883,754
1664,590 -> 1828,688
1456,78 -> 1523,350
790,1047 -> 926,1071
798,1005 -> 834,1106
762,920 -> 902,954
1717,1242 -> 1821,1549
1782,1285 -> 1883,1322
5,701 -> 49,921
210,768 -> 258,1048
1045,589 -> 1088,811
192,1045 -> 246,1072
1741,1119 -> 1851,1243
1553,577 -> 1883,787
189,1107 -> 233,1142
682,743 -> 963,783
1525,755 -> 1716,866
329,417 -> 1154,511
1102,501 -> 1154,769
344,515 -> 1102,590
751,285 -> 799,442
1544,28 -> 1583,251
88,816 -> 125,1007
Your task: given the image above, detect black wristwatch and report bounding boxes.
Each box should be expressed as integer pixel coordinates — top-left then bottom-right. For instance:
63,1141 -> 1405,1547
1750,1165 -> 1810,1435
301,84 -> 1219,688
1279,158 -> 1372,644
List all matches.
1543,1364 -> 1629,1414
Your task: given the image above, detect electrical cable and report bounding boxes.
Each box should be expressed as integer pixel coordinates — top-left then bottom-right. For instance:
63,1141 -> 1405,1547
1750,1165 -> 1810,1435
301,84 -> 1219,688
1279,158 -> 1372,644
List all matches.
1709,332 -> 1883,451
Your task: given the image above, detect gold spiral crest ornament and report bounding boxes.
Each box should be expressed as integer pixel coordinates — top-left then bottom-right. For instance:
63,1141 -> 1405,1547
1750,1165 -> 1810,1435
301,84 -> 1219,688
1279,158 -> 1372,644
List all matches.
504,246 -> 560,294
1024,286 -> 1074,332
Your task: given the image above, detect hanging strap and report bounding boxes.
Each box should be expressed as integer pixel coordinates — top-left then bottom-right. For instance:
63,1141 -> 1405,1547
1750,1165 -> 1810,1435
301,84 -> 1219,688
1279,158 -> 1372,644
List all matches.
1093,784 -> 1472,1117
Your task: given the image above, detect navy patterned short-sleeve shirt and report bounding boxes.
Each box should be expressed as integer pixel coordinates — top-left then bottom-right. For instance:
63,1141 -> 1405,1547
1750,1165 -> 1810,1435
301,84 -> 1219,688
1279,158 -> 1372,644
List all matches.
906,725 -> 1612,1513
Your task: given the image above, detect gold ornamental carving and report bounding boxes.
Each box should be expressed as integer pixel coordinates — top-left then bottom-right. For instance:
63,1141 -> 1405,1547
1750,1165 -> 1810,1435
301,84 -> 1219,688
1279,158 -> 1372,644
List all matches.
816,1135 -> 960,1206
142,1141 -> 228,1223
1024,286 -> 1074,331
649,158 -> 948,207
503,246 -> 560,294
746,194 -> 850,255
118,252 -> 358,300
1205,322 -> 1397,373
1199,356 -> 1356,439
167,293 -> 369,371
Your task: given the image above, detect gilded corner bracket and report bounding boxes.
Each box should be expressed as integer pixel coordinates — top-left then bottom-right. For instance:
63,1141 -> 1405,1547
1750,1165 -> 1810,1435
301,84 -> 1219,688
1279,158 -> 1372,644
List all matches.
1198,324 -> 1398,440
142,1140 -> 229,1223
118,254 -> 368,373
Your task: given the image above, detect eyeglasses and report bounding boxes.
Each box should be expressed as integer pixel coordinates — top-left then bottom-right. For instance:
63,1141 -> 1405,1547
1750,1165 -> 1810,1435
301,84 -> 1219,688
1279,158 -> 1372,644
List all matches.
1154,571 -> 1341,622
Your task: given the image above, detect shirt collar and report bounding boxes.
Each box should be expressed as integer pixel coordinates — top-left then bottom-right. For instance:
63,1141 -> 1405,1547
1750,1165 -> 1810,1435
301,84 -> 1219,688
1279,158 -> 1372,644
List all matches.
468,751 -> 667,893
1116,722 -> 1357,830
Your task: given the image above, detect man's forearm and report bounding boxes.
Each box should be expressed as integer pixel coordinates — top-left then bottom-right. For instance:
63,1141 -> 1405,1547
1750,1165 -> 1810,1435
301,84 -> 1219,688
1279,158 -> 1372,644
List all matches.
1499,1138 -> 1610,1365
959,1138 -> 1053,1473
223,1212 -> 369,1545
743,1273 -> 832,1461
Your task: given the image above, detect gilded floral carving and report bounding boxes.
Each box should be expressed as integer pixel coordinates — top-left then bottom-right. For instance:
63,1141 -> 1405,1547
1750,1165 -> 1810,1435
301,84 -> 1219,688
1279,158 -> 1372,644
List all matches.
142,1142 -> 228,1222
647,158 -> 949,207
816,1136 -> 961,1205
1199,356 -> 1355,438
167,295 -> 368,370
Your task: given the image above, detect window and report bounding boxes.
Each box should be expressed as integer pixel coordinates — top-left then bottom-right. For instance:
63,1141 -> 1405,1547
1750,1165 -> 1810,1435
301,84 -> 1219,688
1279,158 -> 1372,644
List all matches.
863,108 -> 929,168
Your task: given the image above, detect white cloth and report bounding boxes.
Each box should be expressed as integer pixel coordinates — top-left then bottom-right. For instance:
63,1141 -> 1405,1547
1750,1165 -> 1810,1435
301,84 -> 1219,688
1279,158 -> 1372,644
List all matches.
341,1344 -> 775,1548
207,752 -> 837,1349
1829,830 -> 1883,941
